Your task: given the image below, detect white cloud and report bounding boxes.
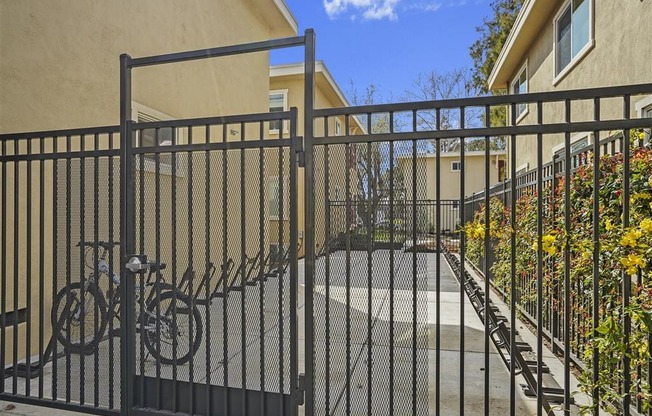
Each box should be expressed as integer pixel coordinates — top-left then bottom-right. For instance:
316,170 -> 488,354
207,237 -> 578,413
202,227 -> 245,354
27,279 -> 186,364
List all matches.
324,0 -> 400,20
404,2 -> 442,12
323,0 -> 470,21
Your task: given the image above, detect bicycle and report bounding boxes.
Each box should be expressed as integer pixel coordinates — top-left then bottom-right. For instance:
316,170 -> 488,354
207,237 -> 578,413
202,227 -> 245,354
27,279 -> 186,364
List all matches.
51,241 -> 203,365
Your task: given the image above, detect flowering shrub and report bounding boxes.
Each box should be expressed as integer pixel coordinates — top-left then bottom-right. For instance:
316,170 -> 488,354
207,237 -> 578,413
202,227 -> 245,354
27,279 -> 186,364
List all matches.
464,131 -> 652,414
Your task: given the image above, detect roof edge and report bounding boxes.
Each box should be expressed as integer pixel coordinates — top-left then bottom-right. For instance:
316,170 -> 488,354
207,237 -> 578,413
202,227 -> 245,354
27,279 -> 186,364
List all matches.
273,0 -> 299,35
487,0 -> 534,91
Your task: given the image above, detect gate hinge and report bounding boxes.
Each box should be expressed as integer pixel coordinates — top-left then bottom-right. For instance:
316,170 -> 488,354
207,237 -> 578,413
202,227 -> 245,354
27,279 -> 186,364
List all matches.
296,373 -> 306,406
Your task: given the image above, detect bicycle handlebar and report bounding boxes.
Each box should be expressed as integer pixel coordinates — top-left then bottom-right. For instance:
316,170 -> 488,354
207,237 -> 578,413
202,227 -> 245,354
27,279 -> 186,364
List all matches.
77,241 -> 120,250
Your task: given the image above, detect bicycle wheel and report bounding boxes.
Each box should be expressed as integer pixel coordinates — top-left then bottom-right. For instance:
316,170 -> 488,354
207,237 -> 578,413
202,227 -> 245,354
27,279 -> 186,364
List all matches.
52,282 -> 109,354
142,289 -> 202,365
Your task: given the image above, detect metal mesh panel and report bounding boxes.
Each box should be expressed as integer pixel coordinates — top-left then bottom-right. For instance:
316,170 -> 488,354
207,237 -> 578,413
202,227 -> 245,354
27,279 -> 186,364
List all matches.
311,139 -> 430,416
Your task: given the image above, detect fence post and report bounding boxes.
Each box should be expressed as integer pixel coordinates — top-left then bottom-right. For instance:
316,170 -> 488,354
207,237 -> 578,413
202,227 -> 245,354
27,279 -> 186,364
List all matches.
303,28 -> 316,416
119,53 -> 135,416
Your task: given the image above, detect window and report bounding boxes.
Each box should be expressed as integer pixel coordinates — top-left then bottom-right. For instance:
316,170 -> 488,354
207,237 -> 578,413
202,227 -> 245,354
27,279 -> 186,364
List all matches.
335,119 -> 342,136
553,133 -> 591,158
268,176 -> 287,220
132,102 -> 180,173
512,63 -> 528,119
636,96 -> 652,144
269,90 -> 288,133
555,0 -> 591,78
451,161 -> 461,172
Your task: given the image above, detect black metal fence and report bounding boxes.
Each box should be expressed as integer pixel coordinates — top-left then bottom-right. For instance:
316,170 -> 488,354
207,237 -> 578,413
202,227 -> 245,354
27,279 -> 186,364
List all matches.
2,29 -> 652,416
308,76 -> 652,416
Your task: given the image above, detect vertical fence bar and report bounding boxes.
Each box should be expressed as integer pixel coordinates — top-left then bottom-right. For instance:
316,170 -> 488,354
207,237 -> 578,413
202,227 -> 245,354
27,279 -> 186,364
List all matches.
222,123 -> 230,416
38,136 -> 45,400
171,129 -> 179,413
289,107 -> 299,416
13,140 -> 20,395
622,95 -> 631,416
435,108 -> 441,416
563,99 -> 572,414
93,133 -> 100,408
459,107 -> 466,416
412,130 -> 418,416
303,28 -> 316,416
509,103 -> 517,416
26,138 -> 32,395
277,119 -> 286,416
389,128 -> 396,416
107,132 -> 115,409
187,128 -> 195,415
205,125 -> 212,416
345,137 -> 352,416
65,134 -> 71,403
324,136 -> 331,415
365,130 -> 372,416
536,101 -> 544,416
154,129 -> 162,410
483,106 -> 491,416
240,123 -> 248,416
258,121 -> 266,416
119,53 -> 135,416
51,136 -> 58,402
79,134 -> 87,406
138,130 -> 146,409
592,98 -> 601,416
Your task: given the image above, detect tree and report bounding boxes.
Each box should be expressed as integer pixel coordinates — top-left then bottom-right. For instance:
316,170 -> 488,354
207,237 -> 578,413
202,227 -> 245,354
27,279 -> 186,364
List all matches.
404,68 -> 506,151
469,0 -> 524,94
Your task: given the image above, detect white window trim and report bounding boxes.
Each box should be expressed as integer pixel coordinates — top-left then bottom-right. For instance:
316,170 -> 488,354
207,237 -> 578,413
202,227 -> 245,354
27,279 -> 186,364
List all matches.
515,163 -> 529,176
552,0 -> 595,86
132,101 -> 184,177
268,175 -> 286,221
635,95 -> 652,117
635,95 -> 652,143
269,89 -> 289,136
335,118 -> 343,136
511,60 -> 529,124
551,132 -> 592,157
450,160 -> 461,172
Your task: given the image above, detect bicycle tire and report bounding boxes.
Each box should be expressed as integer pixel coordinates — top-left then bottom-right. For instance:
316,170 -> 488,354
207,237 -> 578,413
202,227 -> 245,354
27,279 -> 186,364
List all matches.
52,282 -> 109,354
142,289 -> 202,365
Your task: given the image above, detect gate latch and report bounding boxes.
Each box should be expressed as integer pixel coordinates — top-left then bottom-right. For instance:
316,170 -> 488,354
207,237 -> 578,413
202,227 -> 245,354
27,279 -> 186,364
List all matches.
296,373 -> 306,406
125,255 -> 150,274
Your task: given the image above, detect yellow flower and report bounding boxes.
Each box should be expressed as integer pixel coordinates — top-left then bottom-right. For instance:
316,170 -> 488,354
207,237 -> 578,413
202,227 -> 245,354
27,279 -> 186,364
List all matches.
605,219 -> 615,231
621,229 -> 643,248
542,234 -> 556,255
621,253 -> 646,275
641,218 -> 652,234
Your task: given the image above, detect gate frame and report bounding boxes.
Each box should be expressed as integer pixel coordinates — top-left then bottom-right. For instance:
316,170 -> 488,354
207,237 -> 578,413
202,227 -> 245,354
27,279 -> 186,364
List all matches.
119,31 -> 314,416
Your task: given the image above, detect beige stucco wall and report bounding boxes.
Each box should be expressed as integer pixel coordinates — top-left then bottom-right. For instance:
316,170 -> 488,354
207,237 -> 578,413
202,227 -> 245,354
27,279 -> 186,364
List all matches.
401,153 -> 506,201
0,0 -> 295,363
399,152 -> 506,232
503,0 -> 652,171
269,72 -> 358,257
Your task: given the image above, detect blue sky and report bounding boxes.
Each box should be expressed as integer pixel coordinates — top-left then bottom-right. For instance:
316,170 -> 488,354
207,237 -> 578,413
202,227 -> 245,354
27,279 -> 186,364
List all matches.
271,0 -> 492,103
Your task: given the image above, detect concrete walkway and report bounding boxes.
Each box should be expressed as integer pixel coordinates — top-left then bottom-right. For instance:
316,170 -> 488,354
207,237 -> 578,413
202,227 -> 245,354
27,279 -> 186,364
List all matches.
1,252 -> 538,415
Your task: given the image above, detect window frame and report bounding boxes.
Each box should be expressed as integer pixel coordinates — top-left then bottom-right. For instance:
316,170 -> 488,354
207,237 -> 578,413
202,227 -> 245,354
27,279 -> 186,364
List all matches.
552,0 -> 594,85
269,89 -> 289,135
552,132 -> 592,158
132,102 -> 184,177
450,160 -> 461,172
268,175 -> 287,220
511,61 -> 529,123
635,95 -> 652,143
335,118 -> 343,136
